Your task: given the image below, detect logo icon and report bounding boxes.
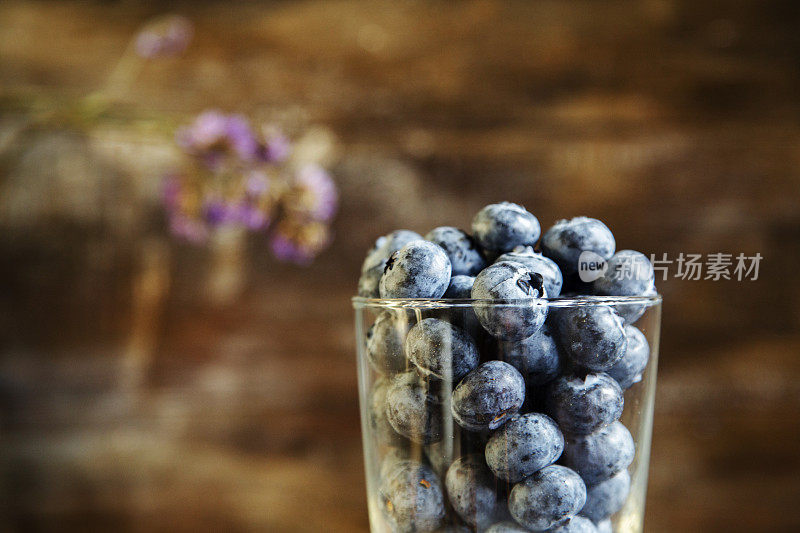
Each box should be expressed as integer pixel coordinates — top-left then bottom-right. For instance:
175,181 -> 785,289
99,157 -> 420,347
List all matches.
578,251 -> 608,283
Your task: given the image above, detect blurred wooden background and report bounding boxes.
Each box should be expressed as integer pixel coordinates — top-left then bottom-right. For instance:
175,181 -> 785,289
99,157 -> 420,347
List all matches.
1,1 -> 800,531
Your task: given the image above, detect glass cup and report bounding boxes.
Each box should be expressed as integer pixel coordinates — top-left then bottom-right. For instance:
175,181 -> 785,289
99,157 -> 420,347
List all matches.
352,295 -> 661,533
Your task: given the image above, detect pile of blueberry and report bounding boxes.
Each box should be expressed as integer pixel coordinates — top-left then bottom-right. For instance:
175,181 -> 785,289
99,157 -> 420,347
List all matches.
358,202 -> 656,533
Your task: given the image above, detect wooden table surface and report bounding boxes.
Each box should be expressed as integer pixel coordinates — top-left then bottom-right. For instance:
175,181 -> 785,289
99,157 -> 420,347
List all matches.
1,1 -> 799,531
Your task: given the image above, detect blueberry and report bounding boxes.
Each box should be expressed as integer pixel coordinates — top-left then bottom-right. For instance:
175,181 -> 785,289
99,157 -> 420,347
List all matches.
380,241 -> 452,299
425,226 -> 487,276
443,275 -> 475,299
471,202 -> 541,253
580,469 -> 631,522
406,318 -> 480,382
607,325 -> 650,389
380,447 -> 417,481
496,324 -> 561,387
472,262 -> 548,341
445,454 -> 502,528
379,459 -> 445,532
496,246 -> 564,297
549,516 -> 600,532
385,371 -> 443,444
485,413 -> 564,483
593,250 -> 655,298
359,230 -> 424,297
508,465 -> 586,531
561,421 -> 635,485
546,373 -> 623,435
485,521 -> 530,533
541,217 -> 615,275
368,377 -> 403,445
553,306 -> 627,372
367,311 -> 411,374
613,285 -> 658,325
596,519 -> 613,533
452,361 -> 526,431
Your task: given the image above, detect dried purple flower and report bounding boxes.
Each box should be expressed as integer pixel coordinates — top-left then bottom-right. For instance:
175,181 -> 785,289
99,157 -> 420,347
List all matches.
259,126 -> 292,163
291,164 -> 338,222
176,110 -> 260,168
269,221 -> 332,265
135,15 -> 193,59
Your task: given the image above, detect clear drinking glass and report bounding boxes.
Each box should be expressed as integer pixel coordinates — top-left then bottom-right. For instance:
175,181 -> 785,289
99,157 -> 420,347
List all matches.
352,295 -> 661,533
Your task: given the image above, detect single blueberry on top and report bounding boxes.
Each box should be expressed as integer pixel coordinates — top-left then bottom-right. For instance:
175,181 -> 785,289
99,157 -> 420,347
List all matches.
385,371 -> 444,444
380,241 -> 452,299
508,464 -> 587,532
379,458 -> 446,532
496,324 -> 561,387
607,325 -> 650,389
496,246 -> 564,297
471,202 -> 541,253
451,360 -> 525,431
359,230 -> 423,298
552,306 -> 627,372
593,250 -> 655,298
485,413 -> 565,483
443,275 -> 475,299
541,217 -> 615,275
425,226 -> 487,276
561,421 -> 635,485
444,454 -> 502,528
405,318 -> 480,382
366,311 -> 411,374
472,261 -> 548,341
546,373 -> 623,435
580,469 -> 631,522
549,516 -> 600,533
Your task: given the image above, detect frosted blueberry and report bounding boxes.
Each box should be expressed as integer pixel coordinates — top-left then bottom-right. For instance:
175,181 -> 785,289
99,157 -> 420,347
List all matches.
496,246 -> 564,297
471,202 -> 541,253
472,261 -> 548,341
385,371 -> 444,444
485,413 -> 564,483
546,373 -> 623,435
553,306 -> 627,372
380,241 -> 452,299
593,250 -> 655,298
496,324 -> 561,387
443,275 -> 475,299
379,459 -> 445,532
366,311 -> 411,374
550,516 -> 600,532
405,318 -> 480,382
357,266 -> 383,298
485,522 -> 529,533
580,469 -> 631,522
368,377 -> 403,445
596,519 -> 613,533
425,226 -> 487,276
359,230 -> 423,297
607,325 -> 650,389
444,454 -> 502,528
508,465 -> 587,531
561,421 -> 635,485
452,361 -> 525,431
541,217 -> 615,275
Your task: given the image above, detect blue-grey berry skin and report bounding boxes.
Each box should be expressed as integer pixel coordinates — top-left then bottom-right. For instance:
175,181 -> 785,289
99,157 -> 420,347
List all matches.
445,454 -> 501,528
509,465 -> 587,532
485,521 -> 529,533
359,230 -> 424,297
367,311 -> 411,374
379,459 -> 445,533
485,413 -> 564,483
472,262 -> 548,341
546,373 -> 623,435
452,361 -> 526,431
358,264 -> 383,298
593,250 -> 655,298
541,217 -> 615,275
549,516 -> 599,533
596,519 -> 613,533
385,371 -> 443,444
369,377 -> 403,445
561,421 -> 635,485
496,324 -> 561,387
444,275 -> 475,298
405,318 -> 480,382
425,226 -> 487,276
380,447 -> 417,481
580,469 -> 631,522
553,306 -> 627,372
496,246 -> 564,297
380,241 -> 452,299
471,202 -> 541,253
613,285 -> 657,325
607,326 -> 650,389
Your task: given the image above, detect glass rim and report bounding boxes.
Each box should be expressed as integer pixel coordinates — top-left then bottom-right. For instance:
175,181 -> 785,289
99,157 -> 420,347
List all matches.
351,294 -> 662,310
